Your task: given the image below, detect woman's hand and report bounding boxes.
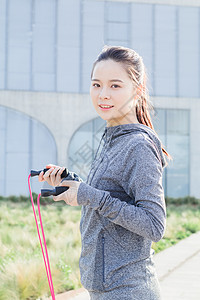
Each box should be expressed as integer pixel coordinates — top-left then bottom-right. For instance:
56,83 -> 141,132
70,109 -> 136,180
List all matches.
52,180 -> 81,206
38,164 -> 66,187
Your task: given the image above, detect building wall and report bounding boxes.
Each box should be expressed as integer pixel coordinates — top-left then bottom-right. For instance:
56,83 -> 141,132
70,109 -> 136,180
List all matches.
0,92 -> 200,198
0,91 -> 94,167
1,0 -> 200,98
0,101 -> 57,196
0,0 -> 199,197
154,97 -> 200,199
99,0 -> 200,6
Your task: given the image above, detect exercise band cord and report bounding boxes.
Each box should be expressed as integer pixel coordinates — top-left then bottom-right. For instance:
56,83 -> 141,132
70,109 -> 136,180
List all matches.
28,174 -> 55,300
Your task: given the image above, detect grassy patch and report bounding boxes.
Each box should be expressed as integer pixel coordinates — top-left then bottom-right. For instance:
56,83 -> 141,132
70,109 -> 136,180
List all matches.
0,200 -> 82,299
0,197 -> 200,299
152,203 -> 200,253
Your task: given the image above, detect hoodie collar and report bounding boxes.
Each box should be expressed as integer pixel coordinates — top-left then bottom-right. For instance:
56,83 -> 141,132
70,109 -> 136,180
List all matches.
102,123 -> 167,168
104,123 -> 146,137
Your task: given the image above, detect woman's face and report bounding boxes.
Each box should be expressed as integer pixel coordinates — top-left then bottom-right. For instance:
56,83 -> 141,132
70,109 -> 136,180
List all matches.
90,59 -> 140,127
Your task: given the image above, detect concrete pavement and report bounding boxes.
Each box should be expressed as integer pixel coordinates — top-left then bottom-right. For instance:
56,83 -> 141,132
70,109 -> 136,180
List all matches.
155,231 -> 200,300
159,251 -> 200,299
54,288 -> 89,300
52,231 -> 200,300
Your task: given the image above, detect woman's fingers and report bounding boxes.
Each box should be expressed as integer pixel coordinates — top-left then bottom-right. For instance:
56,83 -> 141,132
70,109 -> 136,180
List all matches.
41,167 -> 54,186
46,164 -> 58,169
38,171 -> 44,182
41,166 -> 65,186
53,180 -> 81,206
50,166 -> 65,185
38,165 -> 66,186
43,167 -> 54,179
57,167 -> 66,176
50,166 -> 61,177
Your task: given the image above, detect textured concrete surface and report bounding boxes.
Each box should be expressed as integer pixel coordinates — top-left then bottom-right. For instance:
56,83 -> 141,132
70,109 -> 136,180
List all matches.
159,251 -> 200,300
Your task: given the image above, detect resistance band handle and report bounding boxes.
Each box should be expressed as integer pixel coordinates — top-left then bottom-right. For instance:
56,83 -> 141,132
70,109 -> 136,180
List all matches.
41,186 -> 69,197
30,168 -> 68,178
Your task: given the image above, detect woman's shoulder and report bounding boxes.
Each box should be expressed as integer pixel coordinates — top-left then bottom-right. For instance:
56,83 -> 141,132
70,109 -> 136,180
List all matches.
124,130 -> 155,150
122,131 -> 163,166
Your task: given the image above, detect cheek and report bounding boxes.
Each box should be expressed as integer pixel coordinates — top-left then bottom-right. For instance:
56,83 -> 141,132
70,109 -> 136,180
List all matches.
114,90 -> 129,105
115,92 -> 134,111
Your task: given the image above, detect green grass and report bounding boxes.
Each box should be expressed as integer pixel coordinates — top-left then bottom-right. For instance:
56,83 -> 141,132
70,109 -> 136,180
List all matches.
152,203 -> 200,253
0,196 -> 200,299
0,200 -> 82,300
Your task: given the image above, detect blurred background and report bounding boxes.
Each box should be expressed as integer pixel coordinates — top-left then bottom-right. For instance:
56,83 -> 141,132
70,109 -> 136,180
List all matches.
0,0 -> 199,198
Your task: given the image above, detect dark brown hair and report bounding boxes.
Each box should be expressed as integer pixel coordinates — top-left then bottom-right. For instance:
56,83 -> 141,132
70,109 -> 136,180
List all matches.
91,45 -> 172,163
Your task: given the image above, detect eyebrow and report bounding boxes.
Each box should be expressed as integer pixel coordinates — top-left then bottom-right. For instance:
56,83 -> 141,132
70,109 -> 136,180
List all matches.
91,79 -> 124,83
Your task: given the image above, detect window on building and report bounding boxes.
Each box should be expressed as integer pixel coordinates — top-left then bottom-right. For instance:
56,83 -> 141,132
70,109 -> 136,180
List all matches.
0,106 -> 57,196
68,118 -> 106,181
105,1 -> 130,47
153,108 -> 190,198
68,108 -> 190,198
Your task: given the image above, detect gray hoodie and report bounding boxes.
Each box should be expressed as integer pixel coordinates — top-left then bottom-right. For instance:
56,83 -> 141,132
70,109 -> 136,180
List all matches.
74,123 -> 167,292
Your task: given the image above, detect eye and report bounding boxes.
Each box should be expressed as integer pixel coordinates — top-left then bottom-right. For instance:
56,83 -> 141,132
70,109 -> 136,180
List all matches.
92,83 -> 100,87
111,84 -> 120,88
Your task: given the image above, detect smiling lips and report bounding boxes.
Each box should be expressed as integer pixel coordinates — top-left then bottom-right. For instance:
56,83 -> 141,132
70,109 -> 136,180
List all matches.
99,104 -> 114,110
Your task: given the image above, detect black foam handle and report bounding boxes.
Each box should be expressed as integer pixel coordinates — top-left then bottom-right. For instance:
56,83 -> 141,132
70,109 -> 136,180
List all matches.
41,186 -> 69,197
54,186 -> 69,195
30,168 -> 68,178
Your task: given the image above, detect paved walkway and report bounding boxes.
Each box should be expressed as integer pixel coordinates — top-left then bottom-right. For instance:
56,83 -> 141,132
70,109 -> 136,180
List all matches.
155,231 -> 200,300
52,231 -> 200,300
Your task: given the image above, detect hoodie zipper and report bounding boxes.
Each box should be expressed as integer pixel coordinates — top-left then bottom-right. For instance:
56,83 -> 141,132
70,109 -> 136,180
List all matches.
87,130 -> 113,185
102,236 -> 105,283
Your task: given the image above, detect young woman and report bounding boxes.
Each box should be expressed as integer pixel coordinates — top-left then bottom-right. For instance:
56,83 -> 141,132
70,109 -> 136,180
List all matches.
39,45 -> 172,300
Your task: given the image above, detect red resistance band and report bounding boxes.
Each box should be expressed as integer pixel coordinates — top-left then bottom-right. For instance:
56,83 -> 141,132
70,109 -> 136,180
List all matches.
28,174 -> 56,300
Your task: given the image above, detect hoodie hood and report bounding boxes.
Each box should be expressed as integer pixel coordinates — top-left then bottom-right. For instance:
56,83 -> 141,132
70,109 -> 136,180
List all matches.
98,123 -> 167,169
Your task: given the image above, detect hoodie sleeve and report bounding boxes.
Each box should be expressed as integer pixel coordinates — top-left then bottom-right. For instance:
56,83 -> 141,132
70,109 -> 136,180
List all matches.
77,140 -> 166,242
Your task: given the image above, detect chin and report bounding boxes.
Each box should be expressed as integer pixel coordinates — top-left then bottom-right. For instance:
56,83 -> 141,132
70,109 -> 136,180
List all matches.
96,110 -> 111,120
99,115 -> 110,121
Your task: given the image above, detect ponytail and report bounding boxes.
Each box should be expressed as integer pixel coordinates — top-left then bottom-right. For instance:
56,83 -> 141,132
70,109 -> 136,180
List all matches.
136,94 -> 172,163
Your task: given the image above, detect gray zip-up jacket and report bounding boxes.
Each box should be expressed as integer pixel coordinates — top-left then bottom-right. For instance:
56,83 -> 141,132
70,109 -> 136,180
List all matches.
72,123 -> 167,292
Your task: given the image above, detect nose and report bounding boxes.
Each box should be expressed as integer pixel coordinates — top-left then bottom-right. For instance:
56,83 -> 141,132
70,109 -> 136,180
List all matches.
99,87 -> 111,100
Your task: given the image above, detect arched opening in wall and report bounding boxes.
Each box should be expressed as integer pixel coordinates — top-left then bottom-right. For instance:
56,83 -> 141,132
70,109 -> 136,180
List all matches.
153,108 -> 190,198
68,109 -> 190,198
0,106 -> 57,196
67,117 -> 106,182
